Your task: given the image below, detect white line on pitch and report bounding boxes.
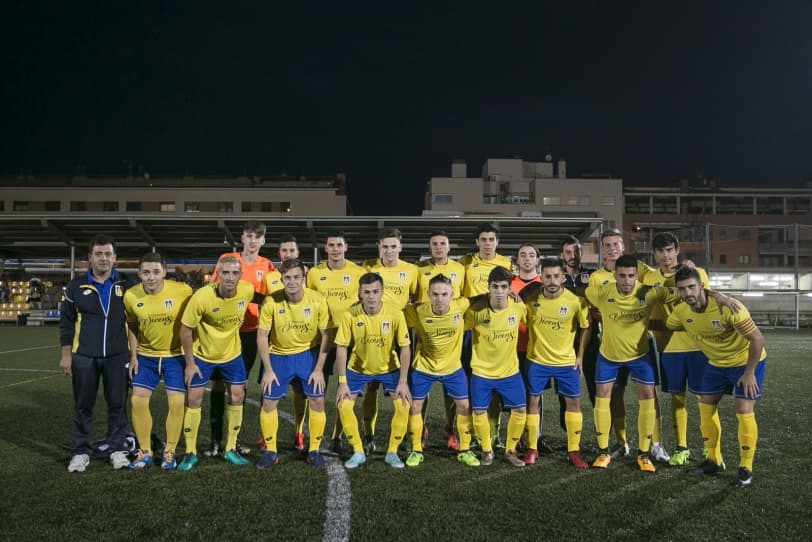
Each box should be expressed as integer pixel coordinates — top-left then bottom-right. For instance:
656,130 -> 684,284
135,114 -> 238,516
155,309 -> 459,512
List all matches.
0,345 -> 57,355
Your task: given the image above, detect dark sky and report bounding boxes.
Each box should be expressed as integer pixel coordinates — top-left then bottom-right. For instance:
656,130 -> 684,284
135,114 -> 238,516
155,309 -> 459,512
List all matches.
2,2 -> 811,215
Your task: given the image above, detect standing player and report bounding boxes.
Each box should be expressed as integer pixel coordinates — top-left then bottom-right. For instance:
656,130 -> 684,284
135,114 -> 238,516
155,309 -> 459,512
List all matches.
207,221 -> 274,457
60,235 -> 137,472
334,273 -> 412,469
521,258 -> 591,468
177,256 -> 256,470
667,268 -> 765,487
124,252 -> 193,470
465,267 -> 528,467
404,274 -> 480,467
256,259 -> 331,469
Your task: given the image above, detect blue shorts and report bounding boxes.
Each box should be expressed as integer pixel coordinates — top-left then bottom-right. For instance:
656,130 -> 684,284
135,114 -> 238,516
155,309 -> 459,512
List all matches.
470,372 -> 526,411
189,355 -> 246,388
409,368 -> 469,401
131,354 -> 186,393
526,361 -> 580,398
615,336 -> 660,387
702,359 -> 766,400
596,353 -> 657,387
262,349 -> 323,400
661,351 -> 710,394
346,369 -> 401,397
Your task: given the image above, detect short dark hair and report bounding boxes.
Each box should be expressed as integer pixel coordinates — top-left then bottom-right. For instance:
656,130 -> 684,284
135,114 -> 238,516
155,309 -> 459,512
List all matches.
615,254 -> 638,270
359,272 -> 383,288
89,234 -> 116,253
475,222 -> 500,239
652,231 -> 680,250
487,266 -> 512,284
560,235 -> 581,252
540,257 -> 565,272
378,228 -> 402,242
279,258 -> 306,276
138,252 -> 165,268
429,230 -> 448,240
279,234 -> 298,245
325,230 -> 346,242
674,266 -> 702,284
515,243 -> 539,259
429,273 -> 452,287
242,221 -> 266,237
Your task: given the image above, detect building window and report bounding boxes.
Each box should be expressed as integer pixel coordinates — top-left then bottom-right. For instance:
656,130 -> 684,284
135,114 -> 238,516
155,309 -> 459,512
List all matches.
432,194 -> 453,204
126,201 -> 143,212
216,201 -> 233,213
738,254 -> 751,264
543,196 -> 561,206
70,201 -> 86,212
241,201 -> 252,212
0,201 -> 4,211
103,201 -> 119,212
601,196 -> 616,206
185,202 -> 200,213
13,200 -> 30,211
160,202 -> 176,212
568,195 -> 590,206
718,230 -> 727,241
44,201 -> 61,211
738,230 -> 751,240
261,201 -> 273,212
719,254 -> 727,264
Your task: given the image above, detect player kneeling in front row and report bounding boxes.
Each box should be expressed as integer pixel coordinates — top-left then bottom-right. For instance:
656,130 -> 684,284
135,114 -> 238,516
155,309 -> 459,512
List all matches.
520,258 -> 591,468
667,268 -> 766,488
405,274 -> 479,467
335,273 -> 412,469
256,259 -> 331,469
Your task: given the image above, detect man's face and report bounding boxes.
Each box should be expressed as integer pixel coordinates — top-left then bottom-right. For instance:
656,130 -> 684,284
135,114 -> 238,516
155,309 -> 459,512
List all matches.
378,236 -> 402,267
325,237 -> 347,263
488,280 -> 510,305
138,262 -> 166,294
601,235 -> 625,265
614,265 -> 637,294
217,262 -> 242,296
541,265 -> 564,297
278,242 -> 299,262
516,246 -> 538,275
359,280 -> 383,313
88,244 -> 116,277
429,282 -> 452,314
282,266 -> 305,297
654,244 -> 680,270
676,277 -> 705,308
241,230 -> 266,255
560,243 -> 581,270
476,232 -> 498,259
429,235 -> 450,262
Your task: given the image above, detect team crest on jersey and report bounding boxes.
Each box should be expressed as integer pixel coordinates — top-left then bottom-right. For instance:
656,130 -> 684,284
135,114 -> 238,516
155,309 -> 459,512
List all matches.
711,320 -> 722,330
256,270 -> 264,281
579,273 -> 589,283
342,275 -> 351,286
114,285 -> 123,297
398,271 -> 406,282
303,307 -> 312,319
507,315 -> 516,327
452,313 -> 460,325
450,272 -> 458,282
381,321 -> 391,334
164,299 -> 173,311
558,306 -> 568,317
237,300 -> 246,311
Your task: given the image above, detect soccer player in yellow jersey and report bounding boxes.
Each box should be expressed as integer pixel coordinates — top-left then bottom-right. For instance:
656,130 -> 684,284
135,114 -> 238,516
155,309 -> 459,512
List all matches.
262,234 -> 310,452
361,228 -> 418,452
334,273 -> 412,469
465,266 -> 528,467
177,256 -> 256,470
123,252 -> 193,470
458,223 -> 513,449
644,232 -> 714,466
403,274 -> 479,467
521,258 -> 591,468
585,254 -> 679,472
256,259 -> 331,469
668,267 -> 765,488
306,231 -> 365,451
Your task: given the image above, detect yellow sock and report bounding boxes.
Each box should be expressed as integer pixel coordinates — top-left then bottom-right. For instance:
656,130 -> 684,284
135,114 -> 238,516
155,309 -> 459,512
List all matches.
182,407 -> 201,455
672,393 -> 688,448
308,408 -> 326,452
293,388 -> 307,434
613,416 -> 627,444
473,412 -> 492,452
131,394 -> 152,454
224,404 -> 243,452
456,413 -> 474,451
387,399 -> 409,453
525,413 -> 540,451
260,408 -> 279,452
487,397 -> 502,442
565,411 -> 583,453
165,393 -> 185,452
337,399 -> 362,452
409,413 -> 424,453
699,402 -> 723,465
594,397 -> 611,449
736,412 -> 758,471
506,411 -> 526,452
638,398 -> 655,453
362,388 -> 379,437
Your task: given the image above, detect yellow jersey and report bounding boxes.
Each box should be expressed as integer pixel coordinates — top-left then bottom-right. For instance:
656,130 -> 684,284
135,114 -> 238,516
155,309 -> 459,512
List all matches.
124,280 -> 193,357
405,297 -> 470,376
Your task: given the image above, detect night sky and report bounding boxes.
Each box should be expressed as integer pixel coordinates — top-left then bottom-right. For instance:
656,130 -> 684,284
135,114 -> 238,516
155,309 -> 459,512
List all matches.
2,2 -> 810,215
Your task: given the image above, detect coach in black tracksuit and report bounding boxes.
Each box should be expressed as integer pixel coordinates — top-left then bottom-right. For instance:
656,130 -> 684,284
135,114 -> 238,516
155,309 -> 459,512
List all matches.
59,235 -> 137,465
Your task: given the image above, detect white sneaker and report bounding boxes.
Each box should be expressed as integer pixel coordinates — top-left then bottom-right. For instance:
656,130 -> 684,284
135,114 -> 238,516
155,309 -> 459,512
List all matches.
610,441 -> 630,459
110,451 -> 130,469
68,453 -> 90,473
650,442 -> 671,463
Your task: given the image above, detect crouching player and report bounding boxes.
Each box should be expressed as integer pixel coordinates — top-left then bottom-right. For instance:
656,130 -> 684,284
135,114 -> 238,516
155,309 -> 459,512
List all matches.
255,259 -> 331,469
335,273 -> 412,469
124,252 -> 192,469
465,267 -> 528,467
404,274 -> 480,467
667,267 -> 766,488
521,258 -> 591,468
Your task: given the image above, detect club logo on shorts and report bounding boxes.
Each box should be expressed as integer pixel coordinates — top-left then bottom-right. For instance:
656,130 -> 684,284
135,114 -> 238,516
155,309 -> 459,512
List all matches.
559,306 -> 568,317
381,321 -> 391,334
711,320 -> 722,330
237,300 -> 246,311
164,299 -> 173,311
342,275 -> 351,286
303,307 -> 312,319
507,315 -> 516,327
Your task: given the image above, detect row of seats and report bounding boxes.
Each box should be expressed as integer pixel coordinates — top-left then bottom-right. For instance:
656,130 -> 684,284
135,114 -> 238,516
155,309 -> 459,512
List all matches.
0,303 -> 32,311
0,310 -> 25,319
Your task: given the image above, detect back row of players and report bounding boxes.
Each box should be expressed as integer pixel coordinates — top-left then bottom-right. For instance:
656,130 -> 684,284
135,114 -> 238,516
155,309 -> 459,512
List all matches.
63,222 -> 766,487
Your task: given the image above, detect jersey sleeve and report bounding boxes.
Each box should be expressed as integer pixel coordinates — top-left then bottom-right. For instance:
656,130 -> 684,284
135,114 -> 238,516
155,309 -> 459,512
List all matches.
258,297 -> 274,330
334,312 -> 353,347
394,311 -> 411,348
666,310 -> 684,331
